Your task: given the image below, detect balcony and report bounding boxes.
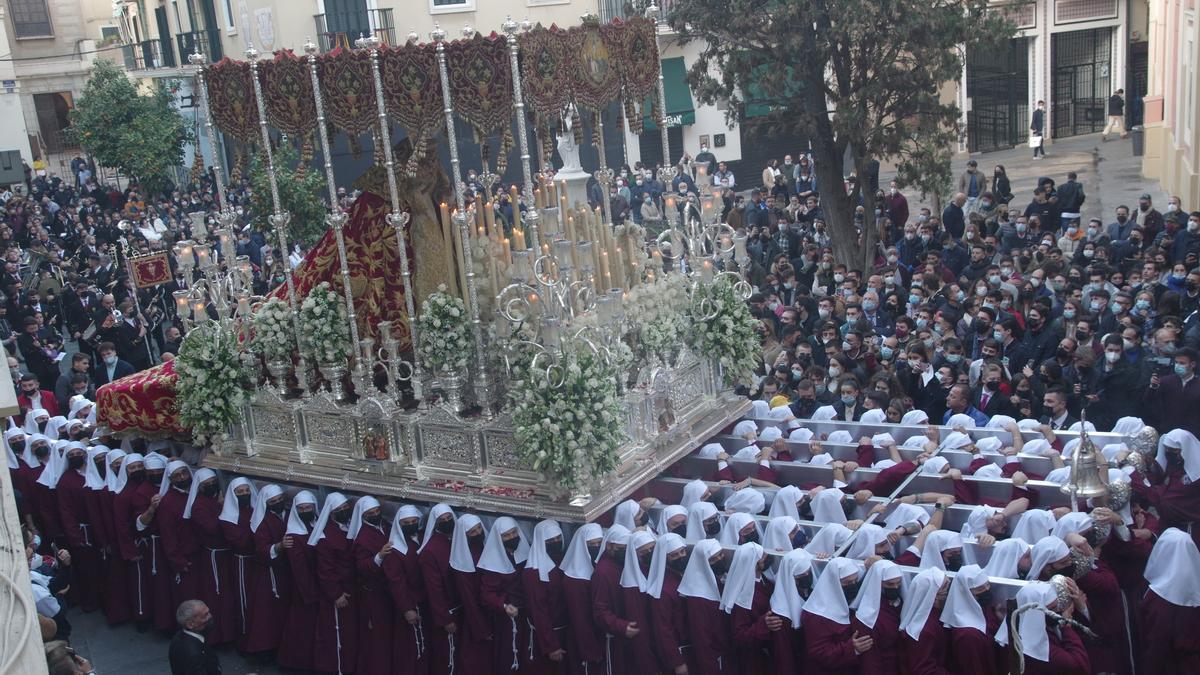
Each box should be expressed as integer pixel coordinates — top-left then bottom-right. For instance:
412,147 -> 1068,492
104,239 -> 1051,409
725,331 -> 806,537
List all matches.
125,38 -> 179,71
314,8 -> 395,53
177,29 -> 223,64
598,0 -> 678,28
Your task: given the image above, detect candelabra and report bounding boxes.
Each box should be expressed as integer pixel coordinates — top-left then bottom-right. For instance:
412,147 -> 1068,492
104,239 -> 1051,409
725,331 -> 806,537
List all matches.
172,213 -> 256,333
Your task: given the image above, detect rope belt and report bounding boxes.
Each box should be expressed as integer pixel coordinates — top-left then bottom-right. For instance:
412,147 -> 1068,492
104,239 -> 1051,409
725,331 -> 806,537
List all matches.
205,547 -> 229,595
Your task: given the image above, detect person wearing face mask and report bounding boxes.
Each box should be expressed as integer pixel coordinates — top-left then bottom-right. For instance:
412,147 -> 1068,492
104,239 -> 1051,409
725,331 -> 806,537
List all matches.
801,556 -> 868,673
308,493 -> 360,673
560,523 -> 605,673
644,532 -> 691,675
719,542 -> 779,673
49,443 -> 101,612
1139,528 -> 1200,674
678,538 -> 732,675
416,503 -> 459,675
276,490 -> 320,672
242,484 -> 292,658
617,530 -> 659,674
1080,335 -> 1139,432
590,523 -> 637,674
1146,348 -> 1200,439
157,461 -> 202,612
347,496 -> 395,675
941,564 -> 1004,675
184,469 -> 237,646
850,560 -> 905,674
168,599 -> 222,675
898,567 -> 952,673
478,517 -> 532,674
519,520 -> 567,674
215,477 -> 259,650
110,452 -> 151,628
1127,429 -> 1200,550
378,504 -> 429,675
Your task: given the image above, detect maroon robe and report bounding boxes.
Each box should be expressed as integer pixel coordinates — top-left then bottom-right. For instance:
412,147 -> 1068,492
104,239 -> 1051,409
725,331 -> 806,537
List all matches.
562,575 -> 603,675
1140,589 -> 1200,675
277,529 -> 318,671
124,480 -> 173,631
590,556 -> 633,675
893,550 -> 920,567
482,567 -> 529,675
313,522 -> 359,674
899,612 -> 953,675
353,523 -> 396,675
803,613 -> 859,675
650,571 -> 692,674
1076,559 -> 1131,674
219,505 -> 259,650
453,547 -> 492,674
731,578 -> 775,674
418,531 -> 458,675
771,620 -> 804,675
621,579 -> 657,674
946,611 -> 1003,675
188,494 -> 237,646
242,510 -> 291,654
30,464 -> 65,543
91,484 -> 130,625
686,596 -> 731,675
154,487 -> 198,614
523,566 -> 569,675
1019,624 -> 1091,675
111,482 -> 146,625
1132,463 -> 1200,550
383,535 -> 430,675
56,469 -> 101,611
852,600 -> 902,674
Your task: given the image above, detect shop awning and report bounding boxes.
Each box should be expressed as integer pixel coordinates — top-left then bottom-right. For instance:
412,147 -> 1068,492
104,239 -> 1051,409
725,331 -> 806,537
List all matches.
643,57 -> 696,130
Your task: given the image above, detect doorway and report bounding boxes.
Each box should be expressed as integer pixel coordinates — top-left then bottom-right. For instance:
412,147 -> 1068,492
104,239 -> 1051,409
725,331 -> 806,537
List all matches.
1051,28 -> 1112,138
966,38 -> 1029,152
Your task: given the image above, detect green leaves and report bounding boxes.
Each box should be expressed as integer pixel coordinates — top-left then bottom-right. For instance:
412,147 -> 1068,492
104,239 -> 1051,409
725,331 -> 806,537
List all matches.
247,141 -> 328,248
68,60 -> 193,193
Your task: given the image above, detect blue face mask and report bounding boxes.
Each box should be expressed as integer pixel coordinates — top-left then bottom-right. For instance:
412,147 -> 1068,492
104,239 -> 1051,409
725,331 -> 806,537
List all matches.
1175,363 -> 1191,377
863,301 -> 877,312
880,347 -> 894,360
841,394 -> 857,405
908,294 -> 920,306
956,291 -> 966,302
946,353 -> 962,364
916,318 -> 928,330
993,330 -> 1004,342
1136,300 -> 1150,311
1063,309 -> 1076,319
1111,303 -> 1122,314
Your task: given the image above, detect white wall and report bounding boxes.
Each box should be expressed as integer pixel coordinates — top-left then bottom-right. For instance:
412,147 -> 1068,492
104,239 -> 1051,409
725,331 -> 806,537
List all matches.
0,8 -> 33,163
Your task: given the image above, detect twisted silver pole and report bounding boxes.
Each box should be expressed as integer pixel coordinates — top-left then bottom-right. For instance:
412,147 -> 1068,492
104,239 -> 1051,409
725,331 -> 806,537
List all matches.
594,112 -> 614,227
502,16 -> 540,254
362,35 -> 423,400
647,3 -> 671,180
247,47 -> 310,393
188,52 -> 230,213
304,39 -> 364,386
433,24 -> 491,416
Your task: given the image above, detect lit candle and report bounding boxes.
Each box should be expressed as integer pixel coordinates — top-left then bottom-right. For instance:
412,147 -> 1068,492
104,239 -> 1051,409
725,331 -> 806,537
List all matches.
665,194 -> 677,214
191,298 -> 207,322
510,185 -> 521,231
559,190 -> 568,216
439,202 -> 451,230
534,188 -> 542,210
173,290 -> 189,319
652,249 -> 663,268
484,201 -> 497,241
195,244 -> 211,270
513,227 -> 526,251
502,238 -> 512,266
560,179 -> 567,207
701,259 -> 715,283
566,215 -> 576,246
600,250 -> 612,289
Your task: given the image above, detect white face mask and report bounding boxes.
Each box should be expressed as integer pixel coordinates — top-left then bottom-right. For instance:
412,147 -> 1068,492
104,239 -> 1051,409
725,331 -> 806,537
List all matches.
1105,351 -> 1121,364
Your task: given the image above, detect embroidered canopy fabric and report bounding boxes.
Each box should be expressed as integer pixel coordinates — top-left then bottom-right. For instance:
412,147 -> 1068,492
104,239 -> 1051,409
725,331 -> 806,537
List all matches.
97,191 -> 415,436
317,47 -> 378,137
257,50 -> 318,141
204,58 -> 261,144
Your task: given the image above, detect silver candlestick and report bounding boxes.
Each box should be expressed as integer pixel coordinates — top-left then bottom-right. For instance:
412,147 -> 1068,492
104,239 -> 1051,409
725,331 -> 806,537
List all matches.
502,16 -> 541,254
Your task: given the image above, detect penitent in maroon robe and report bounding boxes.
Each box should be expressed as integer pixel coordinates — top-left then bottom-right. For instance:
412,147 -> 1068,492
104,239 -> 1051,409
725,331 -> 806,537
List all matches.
219,504 -> 259,650
482,567 -> 528,675
156,487 -> 199,614
453,546 -> 493,674
621,581 -> 658,674
852,600 -> 902,674
650,570 -> 693,674
731,578 -> 776,674
1019,624 -> 1091,675
900,612 -> 954,675
1133,462 -> 1200,550
1075,559 -> 1132,674
56,469 -> 101,612
418,530 -> 458,675
276,530 -> 318,671
686,595 -> 731,675
122,479 -> 173,631
590,556 -> 633,675
947,611 -> 1003,675
522,564 -> 569,675
91,481 -> 130,625
30,464 -> 65,543
562,575 -> 603,675
188,494 -> 237,646
313,521 -> 359,674
242,509 -> 290,655
382,535 -> 430,675
1140,589 -> 1200,674
353,523 -> 396,675
803,613 -> 859,675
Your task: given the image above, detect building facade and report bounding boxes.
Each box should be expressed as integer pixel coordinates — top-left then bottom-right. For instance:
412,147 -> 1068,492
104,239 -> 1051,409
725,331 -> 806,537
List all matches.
1141,0 -> 1199,205
961,0 -> 1147,153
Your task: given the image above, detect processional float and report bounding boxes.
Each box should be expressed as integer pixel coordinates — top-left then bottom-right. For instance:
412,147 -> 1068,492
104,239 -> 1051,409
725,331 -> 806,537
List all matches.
98,6 -> 765,521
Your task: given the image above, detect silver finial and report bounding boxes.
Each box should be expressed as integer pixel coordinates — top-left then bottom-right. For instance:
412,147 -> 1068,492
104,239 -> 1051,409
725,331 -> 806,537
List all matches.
430,23 -> 446,43
303,37 -> 317,56
354,35 -> 369,50
188,52 -> 206,66
461,24 -> 474,38
645,2 -> 660,17
502,15 -> 518,35
245,46 -> 260,62
520,18 -> 533,32
406,30 -> 419,44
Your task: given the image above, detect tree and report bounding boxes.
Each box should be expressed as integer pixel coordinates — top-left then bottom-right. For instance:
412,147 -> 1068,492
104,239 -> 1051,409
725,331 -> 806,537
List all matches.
247,140 -> 328,248
669,0 -> 1015,270
68,60 -> 192,194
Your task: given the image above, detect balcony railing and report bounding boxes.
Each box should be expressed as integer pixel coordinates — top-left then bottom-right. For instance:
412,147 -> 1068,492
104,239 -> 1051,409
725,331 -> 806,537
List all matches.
177,29 -> 223,64
126,38 -> 179,71
598,0 -> 678,26
314,8 -> 395,53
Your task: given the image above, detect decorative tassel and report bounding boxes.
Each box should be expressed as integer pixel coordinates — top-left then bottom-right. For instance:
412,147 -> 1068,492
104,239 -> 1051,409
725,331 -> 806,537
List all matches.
189,150 -> 206,185
300,133 -> 315,166
497,128 -> 514,175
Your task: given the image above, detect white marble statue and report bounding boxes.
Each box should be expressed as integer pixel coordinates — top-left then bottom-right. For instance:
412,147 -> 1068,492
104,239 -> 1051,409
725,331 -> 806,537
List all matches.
556,108 -> 583,174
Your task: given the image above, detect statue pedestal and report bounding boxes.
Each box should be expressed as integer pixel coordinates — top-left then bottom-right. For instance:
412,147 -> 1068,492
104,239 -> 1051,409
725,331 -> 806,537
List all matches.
557,167 -> 592,213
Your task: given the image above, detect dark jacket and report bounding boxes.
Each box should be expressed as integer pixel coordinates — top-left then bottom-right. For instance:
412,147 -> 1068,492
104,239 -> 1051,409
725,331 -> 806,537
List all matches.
941,203 -> 965,240
169,631 -> 222,675
1055,181 -> 1085,214
1108,94 -> 1124,116
92,358 -> 136,387
1031,108 -> 1045,135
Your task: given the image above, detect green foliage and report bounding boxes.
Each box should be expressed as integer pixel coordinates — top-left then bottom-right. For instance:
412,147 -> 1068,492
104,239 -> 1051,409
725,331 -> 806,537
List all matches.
247,141 -> 328,248
68,60 -> 192,194
670,0 -> 1016,269
896,129 -> 955,212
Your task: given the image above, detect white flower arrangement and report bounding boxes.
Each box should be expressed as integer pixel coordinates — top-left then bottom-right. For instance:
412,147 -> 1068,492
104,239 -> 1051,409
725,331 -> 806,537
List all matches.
509,345 -> 625,492
175,321 -> 251,446
641,310 -> 687,364
298,281 -> 351,364
686,276 -> 760,384
249,296 -> 294,361
416,284 -> 472,373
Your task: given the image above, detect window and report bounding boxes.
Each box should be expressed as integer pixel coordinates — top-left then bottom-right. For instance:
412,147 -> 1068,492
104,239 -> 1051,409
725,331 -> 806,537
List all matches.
430,0 -> 474,14
1184,20 -> 1195,148
9,0 -> 53,38
222,0 -> 235,32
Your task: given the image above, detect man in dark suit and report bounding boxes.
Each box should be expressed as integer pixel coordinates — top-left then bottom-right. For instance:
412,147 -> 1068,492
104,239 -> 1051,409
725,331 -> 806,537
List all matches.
1031,100 -> 1046,158
1040,386 -> 1079,431
972,363 -> 1017,419
92,341 -> 135,387
169,599 -> 222,675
